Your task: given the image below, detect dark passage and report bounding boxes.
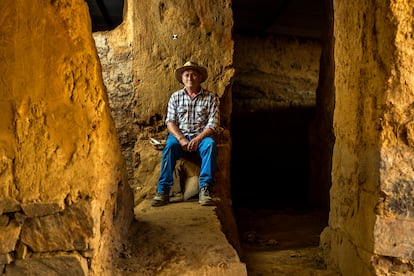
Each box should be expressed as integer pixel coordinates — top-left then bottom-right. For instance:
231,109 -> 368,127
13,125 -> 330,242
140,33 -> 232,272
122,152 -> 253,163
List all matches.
231,108 -> 332,275
231,107 -> 315,209
229,0 -> 330,273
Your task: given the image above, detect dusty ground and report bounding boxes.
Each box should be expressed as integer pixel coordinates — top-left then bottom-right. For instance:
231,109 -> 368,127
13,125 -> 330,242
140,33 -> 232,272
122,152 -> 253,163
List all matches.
114,198 -> 339,275
236,208 -> 339,276
114,198 -> 247,275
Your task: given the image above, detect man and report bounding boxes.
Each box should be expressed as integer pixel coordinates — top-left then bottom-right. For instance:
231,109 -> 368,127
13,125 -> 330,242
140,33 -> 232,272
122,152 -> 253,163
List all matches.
151,61 -> 219,207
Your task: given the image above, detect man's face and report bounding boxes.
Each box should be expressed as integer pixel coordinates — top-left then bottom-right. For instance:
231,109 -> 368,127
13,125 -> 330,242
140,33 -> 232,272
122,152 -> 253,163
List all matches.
181,69 -> 201,87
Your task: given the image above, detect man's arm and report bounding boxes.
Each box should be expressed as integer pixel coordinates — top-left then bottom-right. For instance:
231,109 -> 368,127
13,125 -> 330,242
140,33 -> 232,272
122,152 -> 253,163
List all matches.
194,127 -> 214,141
187,93 -> 219,152
168,122 -> 215,153
167,122 -> 190,150
187,127 -> 214,152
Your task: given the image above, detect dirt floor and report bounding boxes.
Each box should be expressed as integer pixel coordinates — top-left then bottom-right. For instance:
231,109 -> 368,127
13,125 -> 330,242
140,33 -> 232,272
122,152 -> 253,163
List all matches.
114,198 -> 247,275
114,198 -> 339,275
236,207 -> 339,276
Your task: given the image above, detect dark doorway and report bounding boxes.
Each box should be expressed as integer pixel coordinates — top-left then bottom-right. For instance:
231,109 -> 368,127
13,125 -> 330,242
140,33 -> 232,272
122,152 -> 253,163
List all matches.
230,0 -> 326,212
231,108 -> 315,209
231,0 -> 329,274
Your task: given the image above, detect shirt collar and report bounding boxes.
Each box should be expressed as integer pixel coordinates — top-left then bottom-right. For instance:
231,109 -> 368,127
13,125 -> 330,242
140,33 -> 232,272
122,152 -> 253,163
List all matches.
183,87 -> 203,96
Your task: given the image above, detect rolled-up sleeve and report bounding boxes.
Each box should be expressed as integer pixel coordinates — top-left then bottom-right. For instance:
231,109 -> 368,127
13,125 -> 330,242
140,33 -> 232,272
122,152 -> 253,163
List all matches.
165,93 -> 178,125
205,95 -> 220,132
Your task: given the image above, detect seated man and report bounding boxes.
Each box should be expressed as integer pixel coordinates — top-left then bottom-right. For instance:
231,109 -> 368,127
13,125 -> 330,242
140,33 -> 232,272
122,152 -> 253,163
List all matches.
151,61 -> 219,206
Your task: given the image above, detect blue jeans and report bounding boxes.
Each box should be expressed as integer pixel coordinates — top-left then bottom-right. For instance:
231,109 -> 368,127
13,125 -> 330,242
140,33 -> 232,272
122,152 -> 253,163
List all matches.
157,134 -> 217,194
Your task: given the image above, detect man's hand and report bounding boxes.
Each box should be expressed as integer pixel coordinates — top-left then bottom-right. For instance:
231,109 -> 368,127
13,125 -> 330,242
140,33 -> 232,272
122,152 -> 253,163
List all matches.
187,137 -> 201,152
178,136 -> 190,151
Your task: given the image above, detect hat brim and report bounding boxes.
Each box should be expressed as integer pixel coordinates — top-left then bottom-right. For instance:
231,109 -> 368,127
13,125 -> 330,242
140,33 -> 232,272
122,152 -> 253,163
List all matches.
175,65 -> 208,84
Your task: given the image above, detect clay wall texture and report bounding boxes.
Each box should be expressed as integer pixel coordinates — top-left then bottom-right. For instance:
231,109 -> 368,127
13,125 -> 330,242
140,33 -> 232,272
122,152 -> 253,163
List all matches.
233,34 -> 321,113
321,0 -> 414,274
0,0 -> 133,274
93,3 -> 135,187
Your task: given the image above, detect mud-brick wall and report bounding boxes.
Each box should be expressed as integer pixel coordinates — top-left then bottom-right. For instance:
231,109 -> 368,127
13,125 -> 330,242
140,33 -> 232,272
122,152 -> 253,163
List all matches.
321,0 -> 414,274
0,0 -> 133,275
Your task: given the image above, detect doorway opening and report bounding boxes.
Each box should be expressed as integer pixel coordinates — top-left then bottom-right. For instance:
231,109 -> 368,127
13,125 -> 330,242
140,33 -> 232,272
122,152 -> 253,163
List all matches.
231,108 -> 315,210
231,0 -> 330,274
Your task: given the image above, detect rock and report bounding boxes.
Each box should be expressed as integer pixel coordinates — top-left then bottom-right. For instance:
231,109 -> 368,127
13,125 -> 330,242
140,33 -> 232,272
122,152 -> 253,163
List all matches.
184,176 -> 200,201
0,220 -> 21,254
0,198 -> 21,214
267,239 -> 279,247
0,254 -> 12,265
4,253 -> 88,276
21,201 -> 64,217
242,231 -> 257,243
21,200 -> 100,253
374,216 -> 414,259
15,243 -> 29,260
0,215 -> 9,226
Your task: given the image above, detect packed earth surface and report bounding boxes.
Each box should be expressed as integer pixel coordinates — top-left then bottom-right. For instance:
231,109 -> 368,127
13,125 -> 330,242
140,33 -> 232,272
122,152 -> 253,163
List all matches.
114,197 -> 339,275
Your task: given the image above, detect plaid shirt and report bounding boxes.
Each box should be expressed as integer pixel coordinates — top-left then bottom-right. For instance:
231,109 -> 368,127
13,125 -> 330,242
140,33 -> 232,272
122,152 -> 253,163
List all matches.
165,88 -> 220,138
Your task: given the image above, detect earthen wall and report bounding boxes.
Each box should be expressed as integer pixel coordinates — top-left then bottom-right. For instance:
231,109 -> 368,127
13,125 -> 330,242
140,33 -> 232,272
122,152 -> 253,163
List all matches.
0,0 -> 133,274
321,0 -> 414,274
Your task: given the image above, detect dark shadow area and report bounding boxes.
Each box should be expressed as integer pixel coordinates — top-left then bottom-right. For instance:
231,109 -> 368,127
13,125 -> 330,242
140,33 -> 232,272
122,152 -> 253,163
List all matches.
232,0 -> 323,38
86,0 -> 124,32
231,1 -> 331,273
231,108 -> 315,210
230,109 -> 330,275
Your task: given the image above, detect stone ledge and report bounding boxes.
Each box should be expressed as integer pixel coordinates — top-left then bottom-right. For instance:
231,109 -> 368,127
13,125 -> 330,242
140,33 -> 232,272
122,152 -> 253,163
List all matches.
127,200 -> 247,275
0,221 -> 21,254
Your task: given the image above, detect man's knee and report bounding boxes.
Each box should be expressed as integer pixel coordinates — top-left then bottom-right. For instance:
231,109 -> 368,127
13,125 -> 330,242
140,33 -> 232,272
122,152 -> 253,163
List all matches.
164,137 -> 180,151
202,137 -> 216,147
199,138 -> 217,156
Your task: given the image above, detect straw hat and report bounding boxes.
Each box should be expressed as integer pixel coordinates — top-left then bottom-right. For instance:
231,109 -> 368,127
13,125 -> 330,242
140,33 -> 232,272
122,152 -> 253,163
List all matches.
175,61 -> 208,83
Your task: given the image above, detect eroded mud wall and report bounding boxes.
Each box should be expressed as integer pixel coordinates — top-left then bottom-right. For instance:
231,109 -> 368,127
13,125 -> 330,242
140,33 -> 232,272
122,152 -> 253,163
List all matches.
93,2 -> 136,187
131,0 -> 234,210
94,0 -> 235,207
0,0 -> 133,274
233,35 -> 321,113
321,0 -> 414,274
